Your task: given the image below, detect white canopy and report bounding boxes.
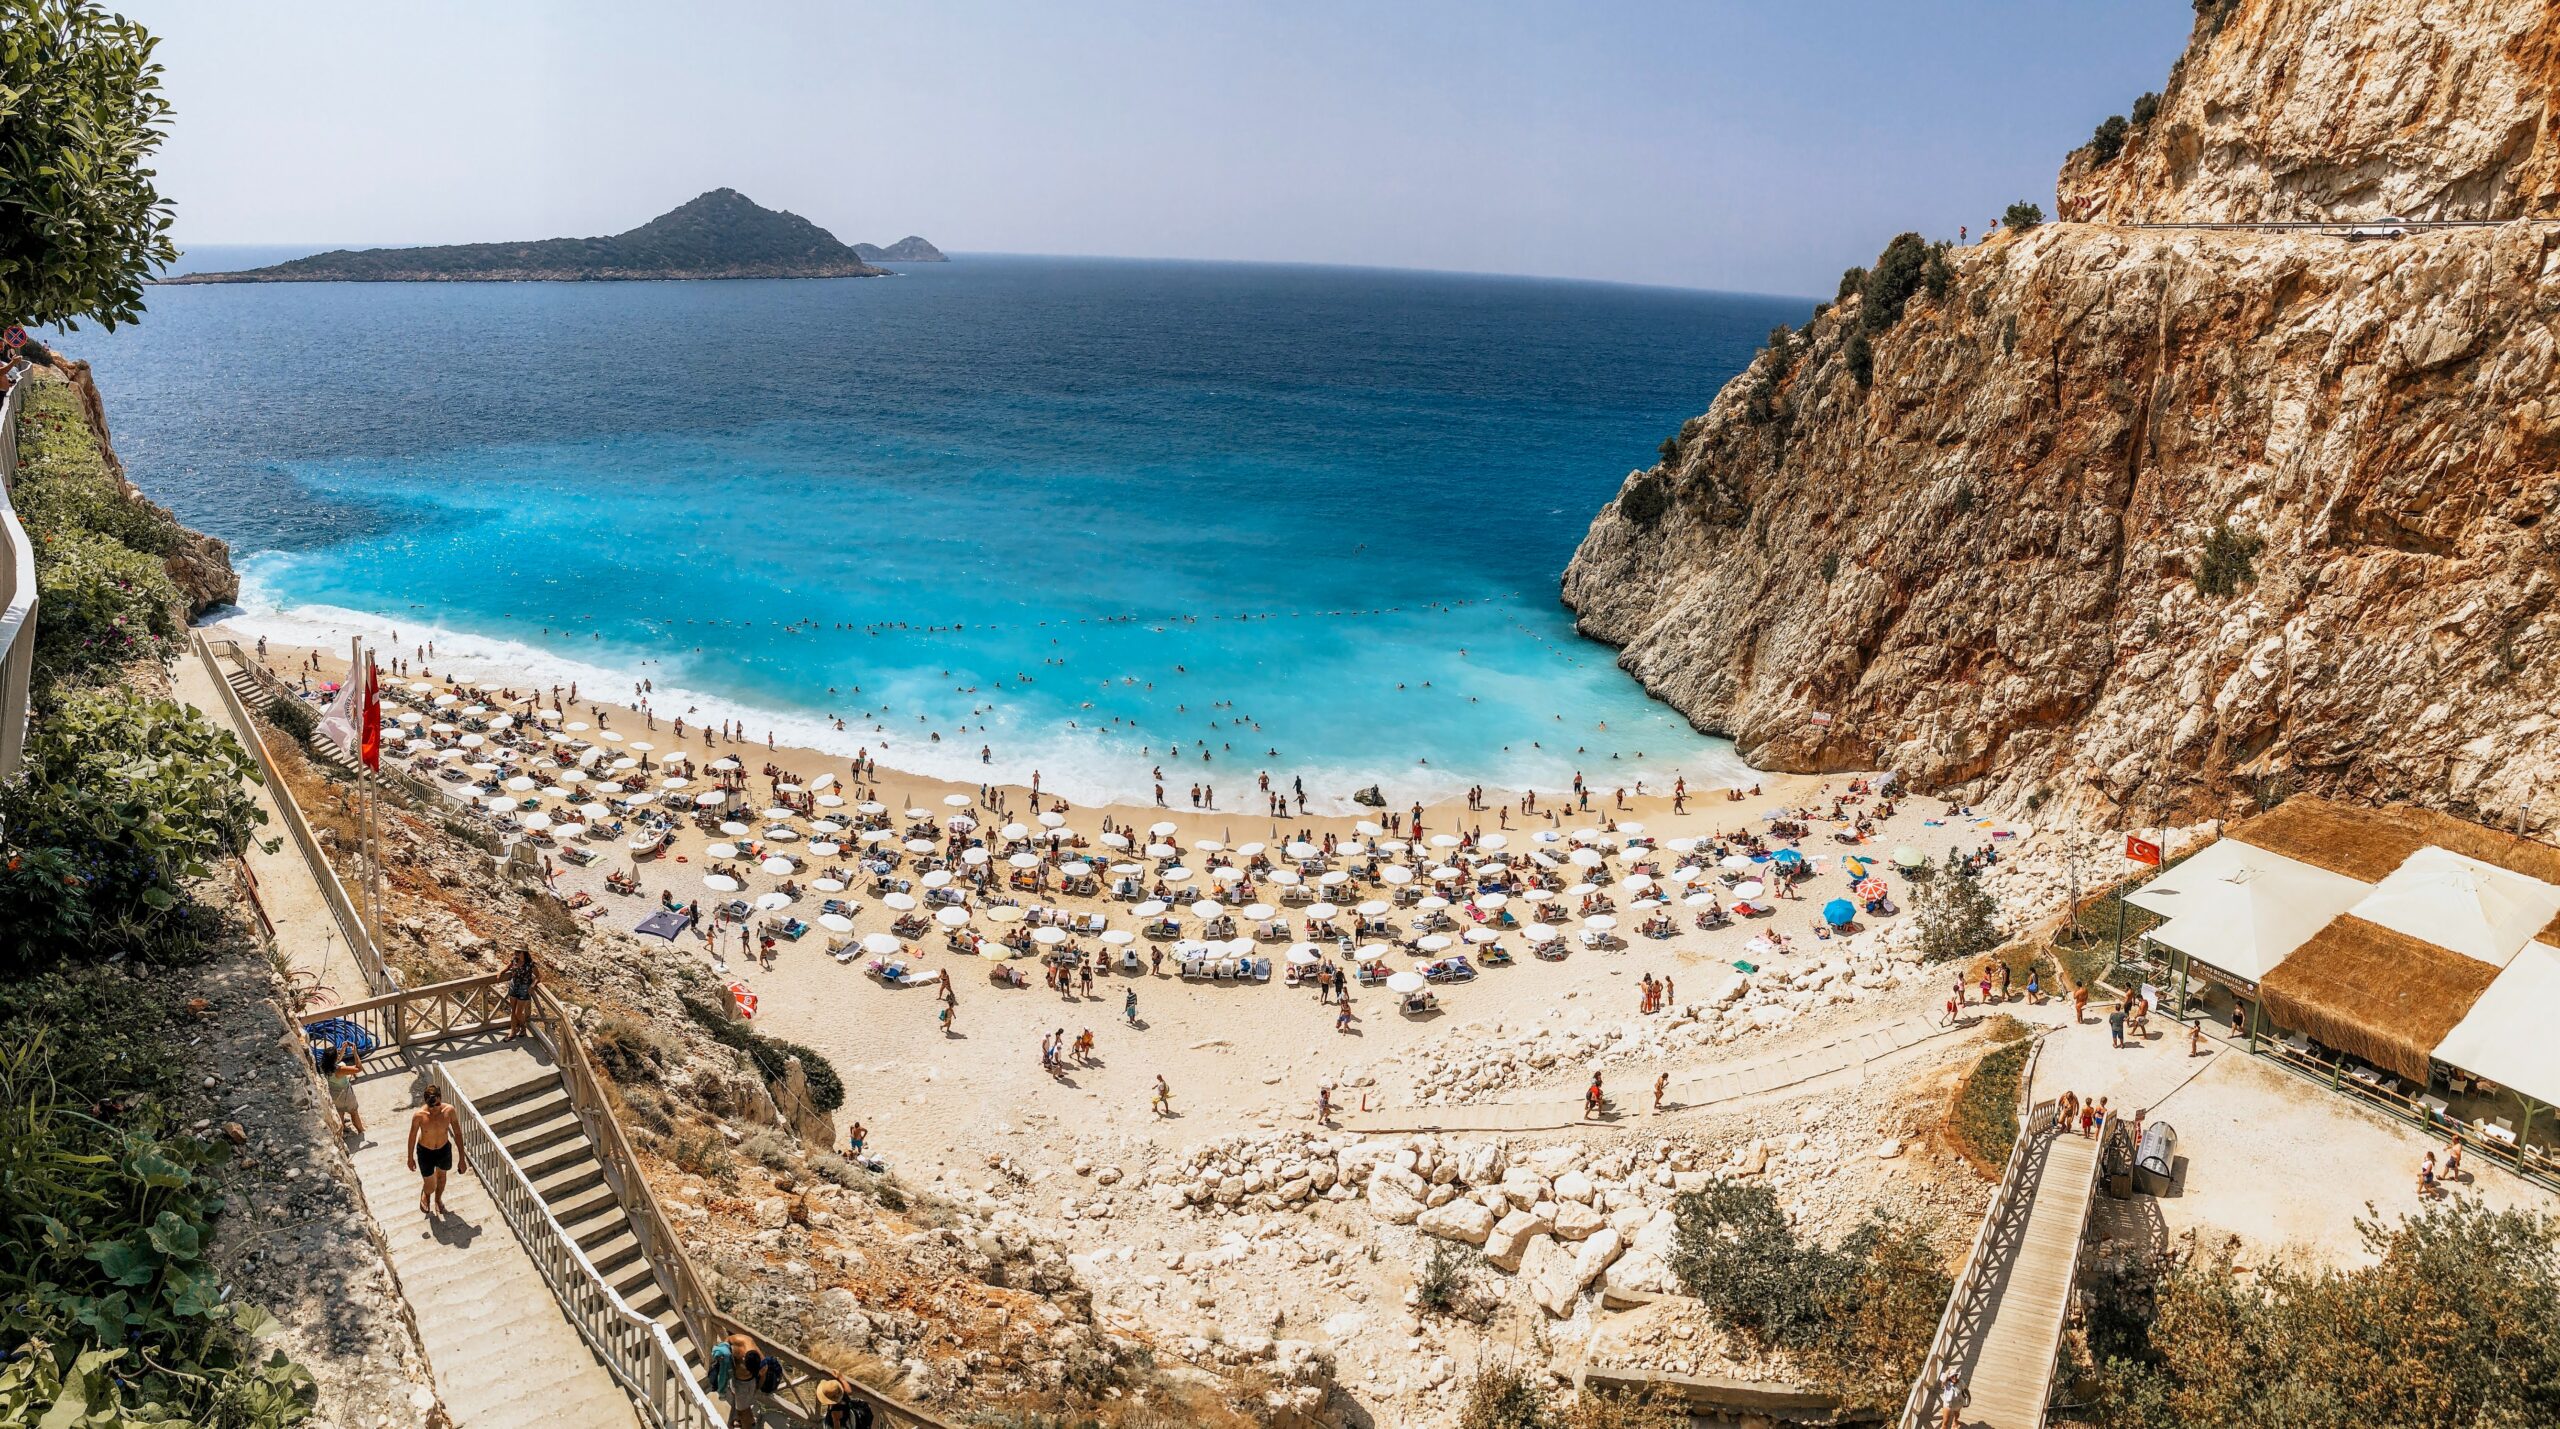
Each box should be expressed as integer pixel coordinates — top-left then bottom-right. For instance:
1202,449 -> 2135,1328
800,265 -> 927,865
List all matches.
2344,845 -> 2560,969
2433,939 -> 2560,1105
2127,839 -> 2370,984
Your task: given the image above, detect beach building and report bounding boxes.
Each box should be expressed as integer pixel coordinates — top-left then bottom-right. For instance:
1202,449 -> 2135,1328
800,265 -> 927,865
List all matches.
2127,797 -> 2560,1180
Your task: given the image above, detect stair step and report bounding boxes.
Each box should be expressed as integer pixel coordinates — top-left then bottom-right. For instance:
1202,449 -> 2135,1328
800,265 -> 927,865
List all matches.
530,1150 -> 605,1202
515,1133 -> 595,1181
500,1107 -> 588,1160
489,1088 -> 573,1138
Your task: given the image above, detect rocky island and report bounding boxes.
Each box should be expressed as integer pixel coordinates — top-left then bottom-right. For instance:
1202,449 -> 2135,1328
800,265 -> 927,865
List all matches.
1562,0 -> 2560,839
161,188 -> 937,283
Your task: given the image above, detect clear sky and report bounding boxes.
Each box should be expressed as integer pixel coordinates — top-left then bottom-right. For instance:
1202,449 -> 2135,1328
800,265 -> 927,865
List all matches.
130,0 -> 2194,297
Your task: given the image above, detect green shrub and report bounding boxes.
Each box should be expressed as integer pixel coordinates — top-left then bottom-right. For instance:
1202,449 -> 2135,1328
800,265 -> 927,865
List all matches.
1667,1178 -> 1949,1410
1820,553 -> 1840,583
1950,1029 -> 2033,1171
1618,470 -> 1671,526
0,689 -> 267,969
1656,431 -> 1682,467
29,526 -> 180,688
681,995 -> 846,1112
12,388 -> 181,557
0,1034 -> 313,1425
1836,266 -> 1867,302
1914,862 -> 2001,964
1845,331 -> 1874,387
2130,91 -> 2162,127
2194,519 -> 2264,597
264,690 -> 318,745
2089,114 -> 2130,163
2004,201 -> 2045,231
1859,232 -> 1930,334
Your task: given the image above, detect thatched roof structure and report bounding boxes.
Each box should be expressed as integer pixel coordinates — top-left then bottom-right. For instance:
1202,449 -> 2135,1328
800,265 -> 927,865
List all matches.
2260,916 -> 2499,1083
2541,909 -> 2560,950
2231,797 -> 2560,887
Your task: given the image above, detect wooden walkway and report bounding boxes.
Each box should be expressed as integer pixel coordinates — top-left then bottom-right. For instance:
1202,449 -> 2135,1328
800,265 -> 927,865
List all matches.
1945,1130 -> 2099,1429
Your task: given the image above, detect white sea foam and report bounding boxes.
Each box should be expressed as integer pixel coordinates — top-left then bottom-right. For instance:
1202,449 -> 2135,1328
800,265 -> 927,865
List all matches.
214,573 -> 1755,815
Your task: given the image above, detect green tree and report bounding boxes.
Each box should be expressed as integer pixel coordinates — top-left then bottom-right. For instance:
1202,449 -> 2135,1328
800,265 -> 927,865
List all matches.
2095,1201 -> 2560,1428
0,0 -> 180,330
1922,242 -> 1955,302
1914,862 -> 2001,963
2089,114 -> 2130,163
2130,90 -> 2162,126
2003,201 -> 2045,231
1859,232 -> 1930,334
1844,330 -> 1873,387
1836,265 -> 1867,302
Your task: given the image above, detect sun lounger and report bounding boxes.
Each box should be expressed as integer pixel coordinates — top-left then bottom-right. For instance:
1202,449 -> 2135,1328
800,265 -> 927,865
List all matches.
1250,957 -> 1271,982
1180,956 -> 1206,979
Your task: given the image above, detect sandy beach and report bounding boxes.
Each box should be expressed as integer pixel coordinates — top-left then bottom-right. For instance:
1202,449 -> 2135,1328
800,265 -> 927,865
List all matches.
233,623 -> 2020,1171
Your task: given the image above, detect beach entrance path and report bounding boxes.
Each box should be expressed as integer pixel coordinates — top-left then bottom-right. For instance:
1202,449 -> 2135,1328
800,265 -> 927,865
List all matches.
1339,1014 -> 1954,1133
1943,1126 -> 2099,1429
345,1041 -> 643,1429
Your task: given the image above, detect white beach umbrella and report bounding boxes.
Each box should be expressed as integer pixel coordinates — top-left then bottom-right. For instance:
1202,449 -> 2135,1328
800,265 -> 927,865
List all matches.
819,913 -> 854,933
1524,923 -> 1558,942
1430,834 -> 1460,849
557,768 -> 586,784
1101,929 -> 1134,945
1150,821 -> 1177,837
1306,902 -> 1340,919
986,905 -> 1025,924
1133,900 -> 1169,918
1583,914 -> 1618,932
1520,888 -> 1551,904
1008,852 -> 1038,869
862,933 -> 901,955
1481,834 -> 1509,850
761,856 -> 796,876
858,801 -> 886,815
1386,971 -> 1426,994
720,820 -> 750,836
1684,891 -> 1719,907
1419,934 -> 1453,953
809,841 -> 841,856
962,847 -> 989,865
1001,822 -> 1030,840
905,839 -> 936,854
1622,873 -> 1655,892
1378,840 -> 1409,854
1619,822 -> 1645,835
505,775 -> 536,791
1242,902 -> 1275,920
1287,842 -> 1320,859
778,782 -> 803,793
710,758 -> 740,771
1039,811 -> 1065,828
1357,899 -> 1391,917
565,721 -> 589,732
1721,854 -> 1755,871
883,892 -> 917,911
817,794 -> 845,808
943,793 -> 972,808
1477,892 -> 1509,910
662,775 -> 691,789
762,806 -> 795,821
706,843 -> 740,859
1564,882 -> 1598,898
1099,831 -> 1130,849
1465,927 -> 1500,945
556,822 -> 589,841
1733,880 -> 1765,900
922,870 -> 953,888
1356,821 -> 1383,836
1194,838 -> 1224,853
519,812 -> 552,832
536,708 -> 562,723
765,827 -> 798,842
628,741 -> 653,752
755,892 -> 791,911
1318,870 -> 1349,887
811,773 -> 835,790
1212,866 -> 1244,884
1380,866 -> 1414,885
1034,925 -> 1067,946
704,874 -> 740,893
811,877 -> 846,893
694,791 -> 726,806
810,820 -> 843,834
1357,942 -> 1393,960
1163,867 -> 1194,883
1061,861 -> 1093,877
481,794 -> 515,812
937,905 -> 971,927
627,791 -> 657,805
1145,842 -> 1178,859
1189,899 -> 1225,919
1571,849 -> 1605,868
1270,869 -> 1303,886
542,785 -> 573,800
1287,945 -> 1321,965
458,733 -> 485,749
1417,895 -> 1450,911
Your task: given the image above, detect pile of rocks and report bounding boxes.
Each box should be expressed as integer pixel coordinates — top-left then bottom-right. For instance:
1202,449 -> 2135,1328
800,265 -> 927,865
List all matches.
1386,956 -> 1920,1105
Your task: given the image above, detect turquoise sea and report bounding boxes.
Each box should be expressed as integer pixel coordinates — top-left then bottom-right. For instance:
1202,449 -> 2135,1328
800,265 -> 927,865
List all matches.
62,251 -> 1805,808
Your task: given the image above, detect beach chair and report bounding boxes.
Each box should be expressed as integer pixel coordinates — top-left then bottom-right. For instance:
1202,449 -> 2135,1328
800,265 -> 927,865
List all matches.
825,934 -> 854,962
1180,956 -> 1205,979
1284,962 -> 1303,987
1250,957 -> 1271,982
1118,947 -> 1144,975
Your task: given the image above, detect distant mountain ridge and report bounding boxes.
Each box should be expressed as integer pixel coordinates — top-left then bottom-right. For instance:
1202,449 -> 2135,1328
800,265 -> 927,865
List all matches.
161,190 -> 942,283
854,236 -> 947,264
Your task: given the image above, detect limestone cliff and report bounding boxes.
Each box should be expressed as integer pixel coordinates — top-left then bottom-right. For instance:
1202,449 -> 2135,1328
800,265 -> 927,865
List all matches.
1562,0 -> 2560,834
49,355 -> 239,615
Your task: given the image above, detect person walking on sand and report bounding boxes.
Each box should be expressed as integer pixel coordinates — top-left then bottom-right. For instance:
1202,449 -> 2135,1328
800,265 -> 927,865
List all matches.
2444,1133 -> 2465,1183
1584,1071 -> 1606,1120
2074,983 -> 2090,1024
1152,1075 -> 1173,1117
2419,1150 -> 2438,1199
1336,997 -> 1355,1033
2189,1020 -> 2205,1058
406,1084 -> 467,1216
1316,1086 -> 1332,1124
938,1001 -> 954,1035
1124,987 -> 1139,1026
1654,1072 -> 1669,1112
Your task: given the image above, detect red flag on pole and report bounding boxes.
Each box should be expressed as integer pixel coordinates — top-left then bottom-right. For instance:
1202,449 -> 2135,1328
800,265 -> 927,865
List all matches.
2125,834 -> 2162,866
359,653 -> 382,771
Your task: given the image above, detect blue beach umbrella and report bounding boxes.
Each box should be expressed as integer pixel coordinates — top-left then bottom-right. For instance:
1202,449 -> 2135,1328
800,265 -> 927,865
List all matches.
1772,848 -> 1804,868
1822,898 -> 1855,927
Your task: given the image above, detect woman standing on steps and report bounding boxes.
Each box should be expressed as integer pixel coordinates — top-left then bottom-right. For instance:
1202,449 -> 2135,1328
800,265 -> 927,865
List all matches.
504,950 -> 538,1039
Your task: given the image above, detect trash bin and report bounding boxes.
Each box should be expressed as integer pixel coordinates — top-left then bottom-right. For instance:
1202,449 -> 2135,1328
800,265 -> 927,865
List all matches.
2135,1122 -> 2178,1196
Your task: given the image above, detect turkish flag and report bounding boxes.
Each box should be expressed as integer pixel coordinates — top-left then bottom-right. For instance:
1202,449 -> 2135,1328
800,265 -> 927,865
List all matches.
2125,835 -> 2162,866
358,655 -> 382,771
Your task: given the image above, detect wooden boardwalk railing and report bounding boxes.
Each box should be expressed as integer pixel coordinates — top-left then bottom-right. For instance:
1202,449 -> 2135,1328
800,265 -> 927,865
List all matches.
1898,1036 -> 2055,1429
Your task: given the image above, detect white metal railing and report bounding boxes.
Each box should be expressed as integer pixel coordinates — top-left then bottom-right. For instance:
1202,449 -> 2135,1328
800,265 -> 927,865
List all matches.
193,632 -> 400,995
428,1064 -> 725,1429
0,372 -> 37,781
1899,1034 -> 2052,1429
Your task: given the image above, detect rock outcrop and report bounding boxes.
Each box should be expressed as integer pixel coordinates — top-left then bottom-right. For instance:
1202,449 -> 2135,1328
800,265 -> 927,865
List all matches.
1563,0 -> 2560,834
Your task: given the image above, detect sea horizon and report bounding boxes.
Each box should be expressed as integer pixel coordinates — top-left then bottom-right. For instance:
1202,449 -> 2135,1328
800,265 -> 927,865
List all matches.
66,252 -> 1804,810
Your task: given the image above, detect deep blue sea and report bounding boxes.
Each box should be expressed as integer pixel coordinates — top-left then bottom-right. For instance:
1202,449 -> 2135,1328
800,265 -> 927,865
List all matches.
59,249 -> 1804,808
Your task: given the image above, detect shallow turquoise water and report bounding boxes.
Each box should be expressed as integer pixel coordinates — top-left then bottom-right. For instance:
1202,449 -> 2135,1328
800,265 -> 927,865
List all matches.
64,253 -> 1805,807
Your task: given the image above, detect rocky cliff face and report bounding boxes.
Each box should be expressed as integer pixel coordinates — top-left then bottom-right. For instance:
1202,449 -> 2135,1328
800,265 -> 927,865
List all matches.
51,356 -> 239,614
1563,0 -> 2560,834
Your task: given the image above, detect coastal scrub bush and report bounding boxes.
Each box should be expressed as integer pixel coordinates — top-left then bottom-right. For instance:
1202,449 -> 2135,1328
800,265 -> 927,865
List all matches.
1667,1178 -> 1948,1410
28,526 -> 180,688
2003,201 -> 2045,231
681,994 -> 847,1112
0,1033 -> 314,1425
0,0 -> 181,331
2091,1201 -> 2560,1428
1417,1240 -> 1490,1320
264,688 -> 319,745
1835,266 -> 1867,302
1617,470 -> 1671,526
12,384 -> 181,556
0,689 -> 266,969
1948,1024 -> 2033,1172
1923,243 -> 1955,302
2193,518 -> 2264,596
1656,431 -> 1682,468
1844,331 -> 1874,387
1858,233 -> 1930,334
1454,1363 -> 1680,1429
1913,862 -> 2001,964
2089,114 -> 2130,164
2130,90 -> 2162,127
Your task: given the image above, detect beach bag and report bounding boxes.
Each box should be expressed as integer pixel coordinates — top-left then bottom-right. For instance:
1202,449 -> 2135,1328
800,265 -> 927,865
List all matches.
755,1354 -> 785,1393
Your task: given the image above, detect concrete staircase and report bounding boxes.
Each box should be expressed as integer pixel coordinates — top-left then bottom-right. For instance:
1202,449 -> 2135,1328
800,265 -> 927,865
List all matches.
466,1064 -> 706,1382
348,1049 -> 643,1429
